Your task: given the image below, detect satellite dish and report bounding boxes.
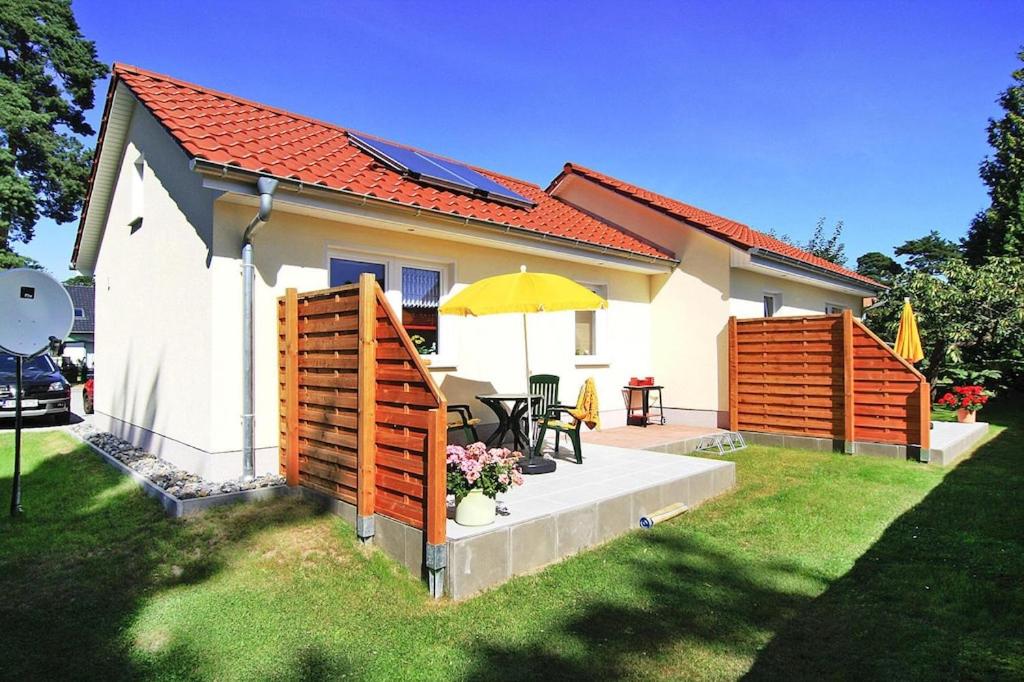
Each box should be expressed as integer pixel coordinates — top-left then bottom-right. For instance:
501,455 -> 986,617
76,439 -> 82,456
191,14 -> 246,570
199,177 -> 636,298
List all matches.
0,268 -> 74,357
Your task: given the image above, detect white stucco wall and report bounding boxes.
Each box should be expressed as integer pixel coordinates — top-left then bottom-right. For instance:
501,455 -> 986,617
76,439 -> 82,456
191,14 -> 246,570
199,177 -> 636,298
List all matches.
728,268 -> 864,318
553,174 -> 872,418
552,176 -> 732,418
208,200 -> 656,469
92,102 -> 219,473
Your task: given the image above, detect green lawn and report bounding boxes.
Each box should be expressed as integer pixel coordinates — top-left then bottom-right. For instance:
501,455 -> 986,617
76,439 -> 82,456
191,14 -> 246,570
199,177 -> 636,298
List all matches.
1,403 -> 1021,681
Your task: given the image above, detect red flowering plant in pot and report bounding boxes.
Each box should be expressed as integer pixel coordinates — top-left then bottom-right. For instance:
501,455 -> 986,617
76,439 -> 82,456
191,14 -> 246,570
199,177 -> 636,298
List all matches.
446,443 -> 524,526
936,385 -> 990,423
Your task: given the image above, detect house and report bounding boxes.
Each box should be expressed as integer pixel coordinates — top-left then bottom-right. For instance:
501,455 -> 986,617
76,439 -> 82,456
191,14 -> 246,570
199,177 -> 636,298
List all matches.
71,64 -> 880,480
62,284 -> 95,367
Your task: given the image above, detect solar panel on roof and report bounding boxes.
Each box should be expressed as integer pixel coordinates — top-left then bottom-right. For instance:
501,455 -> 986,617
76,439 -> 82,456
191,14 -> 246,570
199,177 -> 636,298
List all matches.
348,133 -> 534,208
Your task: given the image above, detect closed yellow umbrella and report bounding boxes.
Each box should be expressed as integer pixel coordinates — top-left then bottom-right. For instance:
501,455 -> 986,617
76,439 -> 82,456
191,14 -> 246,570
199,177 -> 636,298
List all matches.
440,266 -> 607,461
894,297 -> 924,364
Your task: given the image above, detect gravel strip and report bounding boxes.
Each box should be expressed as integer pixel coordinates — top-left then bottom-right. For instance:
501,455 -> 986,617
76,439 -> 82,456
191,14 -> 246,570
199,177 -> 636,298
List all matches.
70,423 -> 284,499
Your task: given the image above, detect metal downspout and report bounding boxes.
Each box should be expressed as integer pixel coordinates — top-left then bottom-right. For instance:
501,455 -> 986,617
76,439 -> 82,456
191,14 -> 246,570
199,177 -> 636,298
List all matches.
241,177 -> 279,479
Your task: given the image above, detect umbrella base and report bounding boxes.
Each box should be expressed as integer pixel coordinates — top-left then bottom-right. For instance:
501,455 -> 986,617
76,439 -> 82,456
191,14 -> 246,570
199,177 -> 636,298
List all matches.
520,456 -> 557,475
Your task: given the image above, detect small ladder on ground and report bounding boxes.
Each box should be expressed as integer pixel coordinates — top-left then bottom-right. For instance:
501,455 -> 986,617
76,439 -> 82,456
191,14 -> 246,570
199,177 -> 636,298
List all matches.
695,431 -> 746,455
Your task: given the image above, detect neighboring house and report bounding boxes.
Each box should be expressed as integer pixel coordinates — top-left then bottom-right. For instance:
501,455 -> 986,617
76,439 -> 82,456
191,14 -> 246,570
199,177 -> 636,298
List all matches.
71,64 -> 880,479
63,284 -> 96,367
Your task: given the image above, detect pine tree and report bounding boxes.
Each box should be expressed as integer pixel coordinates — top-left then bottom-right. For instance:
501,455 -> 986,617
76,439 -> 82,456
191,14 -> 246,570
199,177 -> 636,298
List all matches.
963,47 -> 1024,263
0,0 -> 107,251
856,251 -> 903,284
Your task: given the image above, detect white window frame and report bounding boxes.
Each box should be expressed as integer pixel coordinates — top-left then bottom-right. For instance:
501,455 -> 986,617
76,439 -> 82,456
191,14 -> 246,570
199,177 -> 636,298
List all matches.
573,281 -> 610,367
74,307 -> 86,319
763,291 -> 781,318
326,246 -> 458,368
130,153 -> 145,227
825,302 -> 846,315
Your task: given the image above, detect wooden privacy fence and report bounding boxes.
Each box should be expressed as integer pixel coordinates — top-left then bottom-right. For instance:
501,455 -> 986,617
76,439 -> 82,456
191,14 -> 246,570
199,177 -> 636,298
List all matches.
278,273 -> 448,574
728,310 -> 930,451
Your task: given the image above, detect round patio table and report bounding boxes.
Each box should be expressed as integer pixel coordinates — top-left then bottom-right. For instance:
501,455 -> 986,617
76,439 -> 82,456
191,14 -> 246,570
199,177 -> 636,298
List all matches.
475,393 -> 543,451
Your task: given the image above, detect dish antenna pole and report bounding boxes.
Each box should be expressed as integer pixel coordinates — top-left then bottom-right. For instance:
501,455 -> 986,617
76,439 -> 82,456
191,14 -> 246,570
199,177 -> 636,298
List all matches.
0,269 -> 74,516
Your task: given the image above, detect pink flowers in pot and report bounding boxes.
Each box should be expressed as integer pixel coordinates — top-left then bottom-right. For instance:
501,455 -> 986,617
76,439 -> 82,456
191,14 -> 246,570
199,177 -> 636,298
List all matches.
446,442 -> 524,501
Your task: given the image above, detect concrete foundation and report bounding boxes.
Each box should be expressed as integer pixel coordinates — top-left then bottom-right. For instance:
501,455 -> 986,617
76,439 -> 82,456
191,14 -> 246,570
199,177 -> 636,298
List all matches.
444,444 -> 736,600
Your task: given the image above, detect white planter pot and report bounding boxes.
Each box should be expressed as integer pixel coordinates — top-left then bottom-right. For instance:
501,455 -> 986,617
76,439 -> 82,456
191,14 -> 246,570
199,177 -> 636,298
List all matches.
455,489 -> 496,526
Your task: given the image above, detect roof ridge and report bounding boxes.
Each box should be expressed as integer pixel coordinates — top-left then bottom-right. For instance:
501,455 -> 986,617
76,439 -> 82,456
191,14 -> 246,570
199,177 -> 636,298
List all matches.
112,63 -> 542,190
564,162 -> 756,230
561,162 -> 879,287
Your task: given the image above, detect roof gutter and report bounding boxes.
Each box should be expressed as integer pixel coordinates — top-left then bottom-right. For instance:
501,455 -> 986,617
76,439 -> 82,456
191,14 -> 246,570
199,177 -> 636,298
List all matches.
748,247 -> 883,294
189,159 -> 678,269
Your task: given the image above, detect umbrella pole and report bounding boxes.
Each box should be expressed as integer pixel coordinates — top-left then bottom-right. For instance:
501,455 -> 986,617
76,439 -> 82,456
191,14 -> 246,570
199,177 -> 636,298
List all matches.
519,314 -> 556,475
523,313 -> 532,452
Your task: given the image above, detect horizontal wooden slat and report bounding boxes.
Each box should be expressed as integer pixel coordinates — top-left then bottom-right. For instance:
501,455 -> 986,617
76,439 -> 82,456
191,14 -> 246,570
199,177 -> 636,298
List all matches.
297,355 -> 359,370
376,427 -> 427,451
299,443 -> 357,469
298,371 -> 359,390
298,407 -> 358,430
376,447 -> 426,475
376,468 -> 425,498
298,295 -> 359,316
298,388 -> 358,410
299,315 -> 359,334
300,335 -> 359,352
376,387 -> 441,407
299,424 -> 358,450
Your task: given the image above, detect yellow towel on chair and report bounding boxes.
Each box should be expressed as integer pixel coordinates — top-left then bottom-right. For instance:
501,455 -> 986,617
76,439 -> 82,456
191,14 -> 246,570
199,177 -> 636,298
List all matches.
569,377 -> 600,430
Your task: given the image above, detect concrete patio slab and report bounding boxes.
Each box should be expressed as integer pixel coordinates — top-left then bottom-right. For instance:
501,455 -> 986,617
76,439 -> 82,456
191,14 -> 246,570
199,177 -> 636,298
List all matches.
444,443 -> 735,599
927,420 -> 989,466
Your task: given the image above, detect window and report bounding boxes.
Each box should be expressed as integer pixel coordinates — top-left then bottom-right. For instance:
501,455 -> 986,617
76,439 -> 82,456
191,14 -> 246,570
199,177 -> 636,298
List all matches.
327,252 -> 452,363
402,267 -> 441,356
329,258 -> 385,288
574,283 -> 608,364
825,303 -> 845,315
130,153 -> 145,227
74,308 -> 86,319
763,293 -> 780,317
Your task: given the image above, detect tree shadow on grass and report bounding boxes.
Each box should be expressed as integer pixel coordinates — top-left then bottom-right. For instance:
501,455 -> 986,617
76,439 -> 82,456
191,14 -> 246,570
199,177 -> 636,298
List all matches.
462,422 -> 1022,681
744,425 -> 1024,680
462,532 -> 828,680
745,421 -> 1024,675
0,434 -> 343,680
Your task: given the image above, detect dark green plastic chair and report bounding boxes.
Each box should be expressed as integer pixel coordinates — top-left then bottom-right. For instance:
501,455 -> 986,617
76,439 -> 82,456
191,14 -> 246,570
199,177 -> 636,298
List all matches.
447,404 -> 481,443
533,398 -> 584,464
529,374 -> 559,427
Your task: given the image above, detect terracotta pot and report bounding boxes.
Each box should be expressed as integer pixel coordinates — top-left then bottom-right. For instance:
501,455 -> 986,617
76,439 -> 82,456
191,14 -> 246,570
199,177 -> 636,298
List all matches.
455,489 -> 496,526
957,408 -> 977,424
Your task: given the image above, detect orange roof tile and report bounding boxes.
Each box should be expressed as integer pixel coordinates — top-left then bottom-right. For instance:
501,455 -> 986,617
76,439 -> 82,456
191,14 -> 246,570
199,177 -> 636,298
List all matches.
73,64 -> 675,264
555,163 -> 881,288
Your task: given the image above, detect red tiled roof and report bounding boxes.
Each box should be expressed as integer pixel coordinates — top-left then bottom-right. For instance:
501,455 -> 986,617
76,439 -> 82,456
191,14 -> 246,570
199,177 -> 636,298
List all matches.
74,64 -> 674,263
555,163 -> 881,288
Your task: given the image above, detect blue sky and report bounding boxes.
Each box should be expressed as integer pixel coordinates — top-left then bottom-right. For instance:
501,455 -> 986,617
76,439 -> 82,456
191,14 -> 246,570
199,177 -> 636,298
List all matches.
23,0 -> 1024,275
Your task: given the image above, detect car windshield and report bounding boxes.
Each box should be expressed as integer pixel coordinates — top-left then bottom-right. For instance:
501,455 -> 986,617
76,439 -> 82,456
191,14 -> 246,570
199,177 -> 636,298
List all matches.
0,354 -> 56,374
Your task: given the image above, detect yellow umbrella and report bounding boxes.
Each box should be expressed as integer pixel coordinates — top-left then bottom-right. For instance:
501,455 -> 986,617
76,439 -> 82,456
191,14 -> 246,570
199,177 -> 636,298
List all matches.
894,297 -> 924,364
440,266 -> 607,459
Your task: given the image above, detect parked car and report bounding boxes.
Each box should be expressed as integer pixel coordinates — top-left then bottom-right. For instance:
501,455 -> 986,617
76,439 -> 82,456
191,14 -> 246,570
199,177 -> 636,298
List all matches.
83,375 -> 94,415
0,353 -> 72,424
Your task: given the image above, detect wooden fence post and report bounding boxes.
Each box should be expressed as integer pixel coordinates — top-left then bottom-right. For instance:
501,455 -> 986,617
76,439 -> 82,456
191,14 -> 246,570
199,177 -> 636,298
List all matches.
728,316 -> 738,432
918,377 -> 931,455
425,406 -> 448,599
356,273 -> 377,542
842,309 -> 855,454
284,288 -> 300,486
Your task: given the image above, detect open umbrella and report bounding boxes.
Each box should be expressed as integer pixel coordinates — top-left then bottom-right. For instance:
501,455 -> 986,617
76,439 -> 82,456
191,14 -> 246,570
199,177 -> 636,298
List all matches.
439,266 -> 607,472
894,297 -> 924,364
